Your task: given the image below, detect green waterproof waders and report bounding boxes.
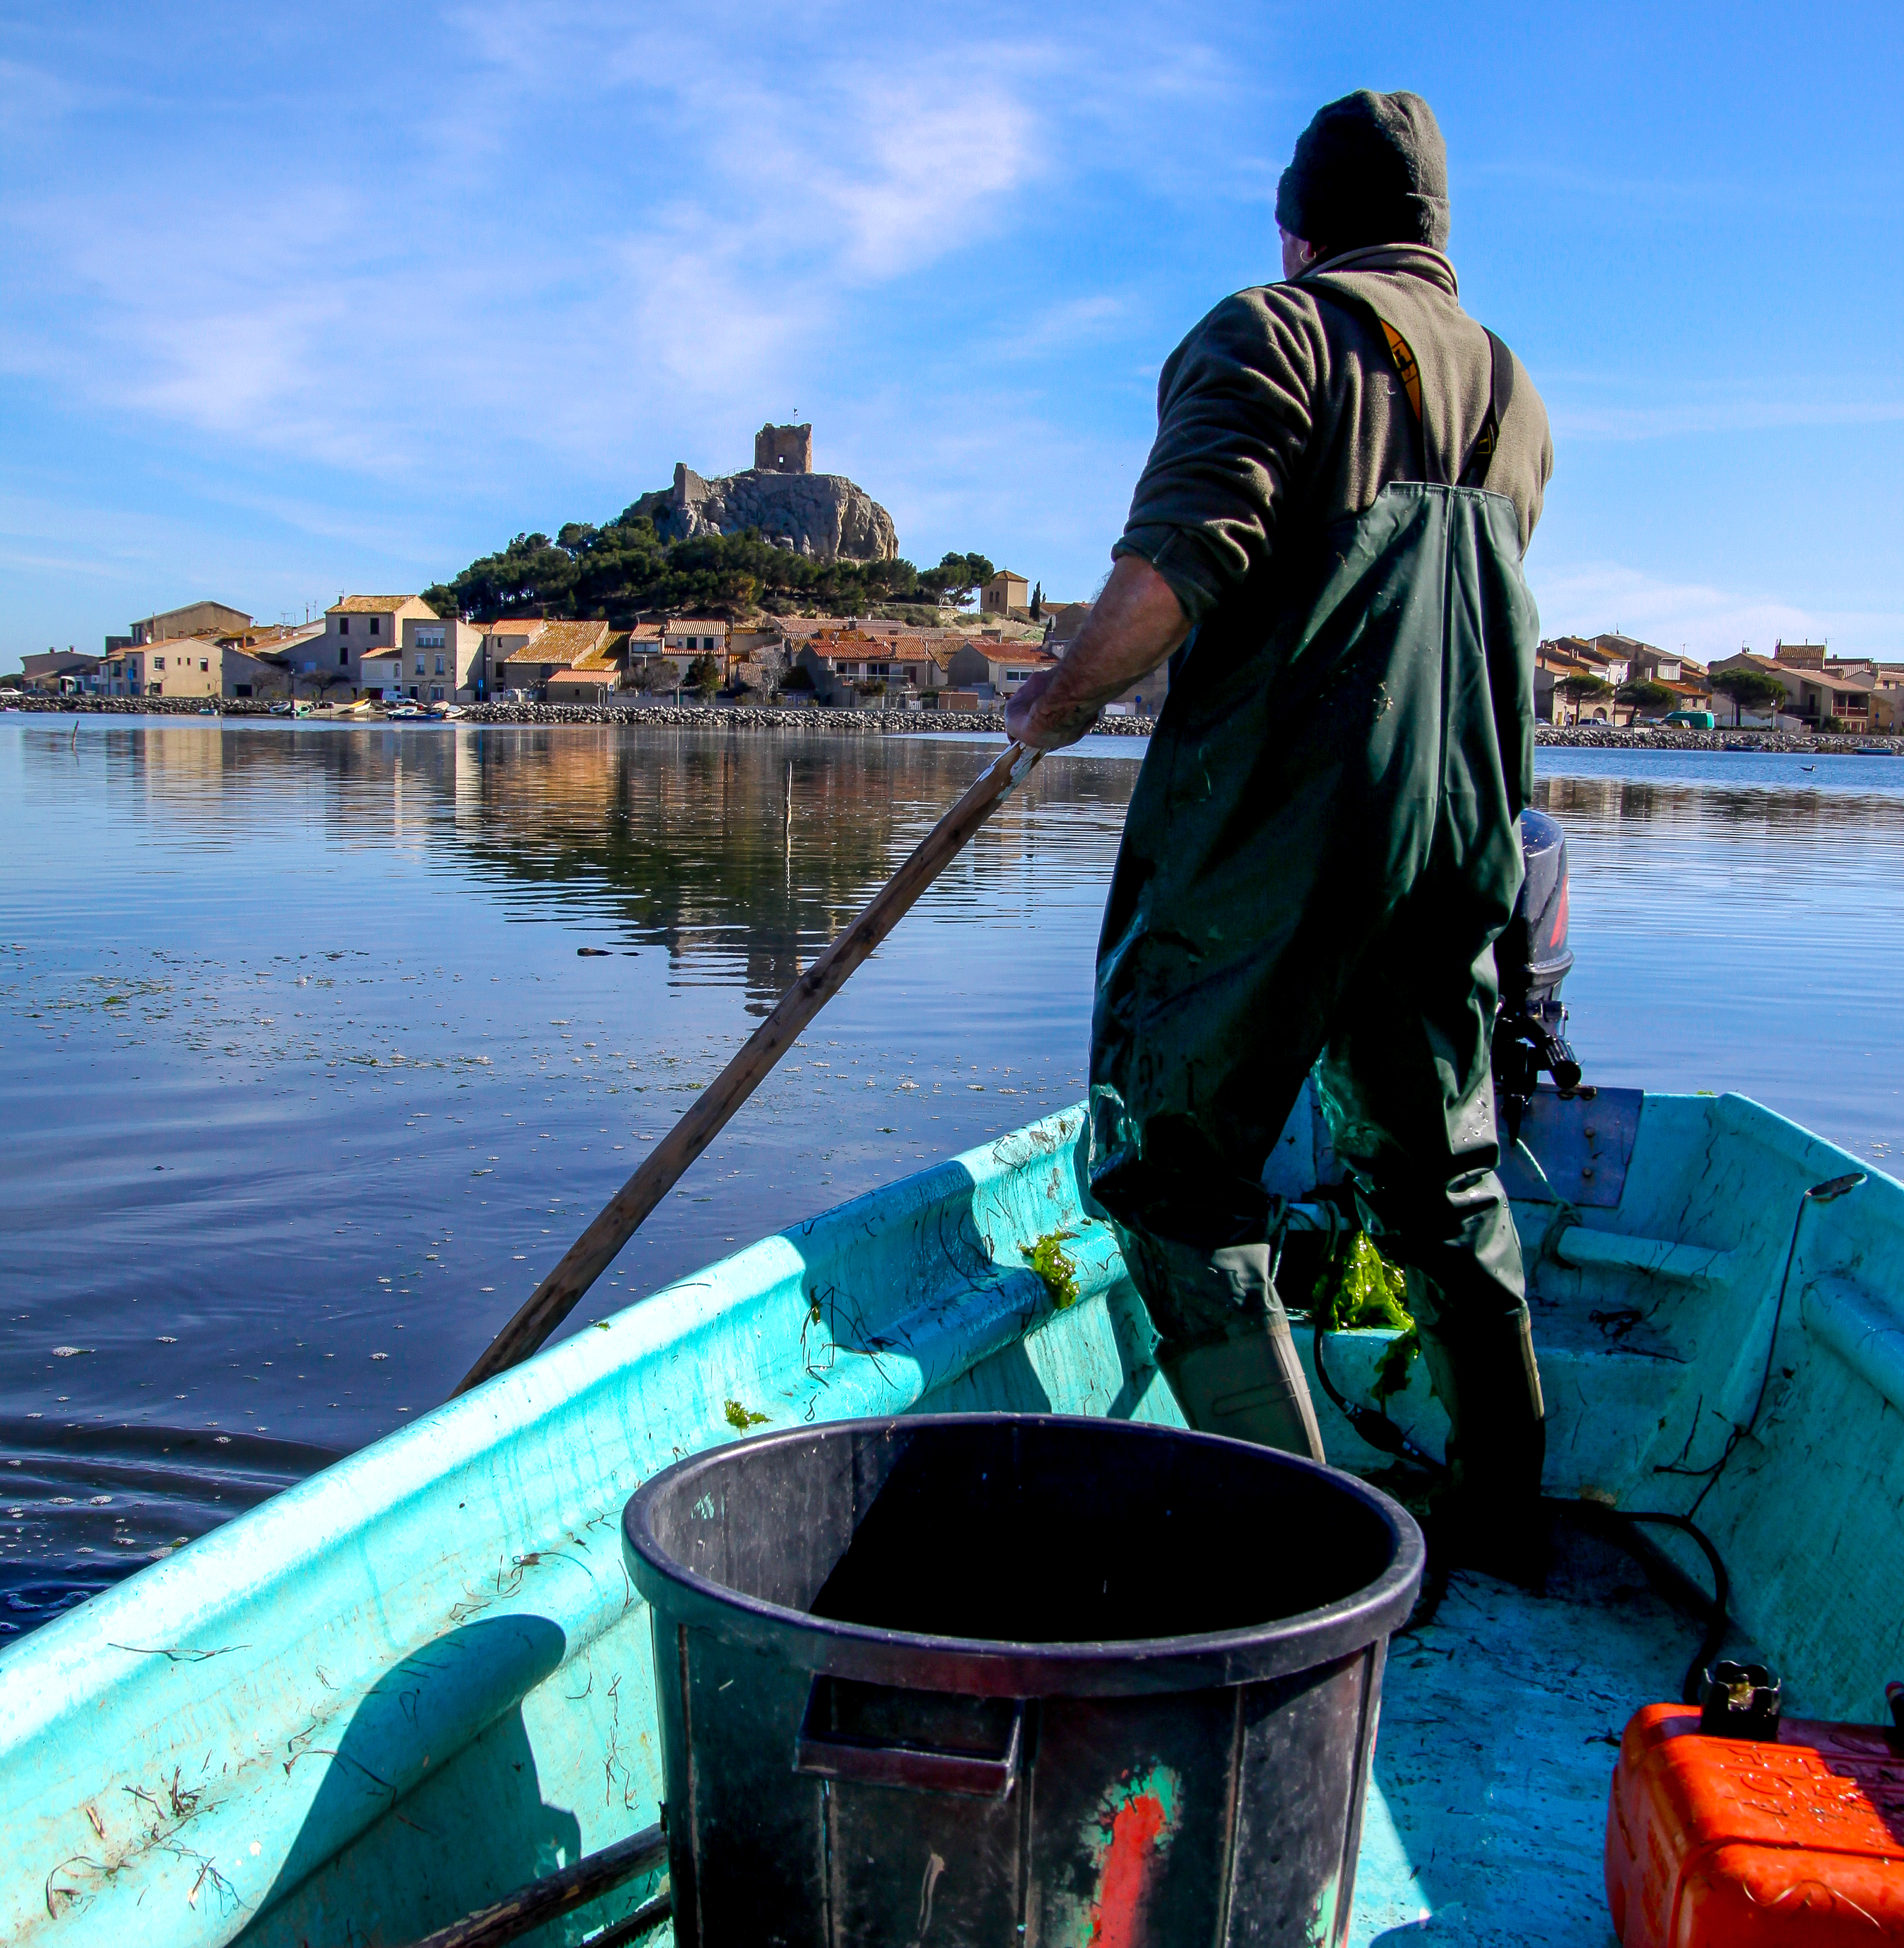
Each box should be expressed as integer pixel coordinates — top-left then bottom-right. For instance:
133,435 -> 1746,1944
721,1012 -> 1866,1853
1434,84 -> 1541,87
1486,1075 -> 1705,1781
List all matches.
1091,311 -> 1546,1523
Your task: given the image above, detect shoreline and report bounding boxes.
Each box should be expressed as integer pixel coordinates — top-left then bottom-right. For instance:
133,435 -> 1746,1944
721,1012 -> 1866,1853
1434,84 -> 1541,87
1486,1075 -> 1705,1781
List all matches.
4,695 -> 1898,754
0,696 -> 1155,736
1531,724 -> 1902,753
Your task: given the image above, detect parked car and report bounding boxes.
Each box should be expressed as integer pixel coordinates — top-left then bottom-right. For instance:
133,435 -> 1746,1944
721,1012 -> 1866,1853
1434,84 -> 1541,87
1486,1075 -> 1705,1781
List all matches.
1662,710 -> 1716,729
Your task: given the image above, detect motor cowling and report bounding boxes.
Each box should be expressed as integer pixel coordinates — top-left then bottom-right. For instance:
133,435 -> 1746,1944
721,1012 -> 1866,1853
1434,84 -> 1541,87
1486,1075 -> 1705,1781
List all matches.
1494,806 -> 1582,1142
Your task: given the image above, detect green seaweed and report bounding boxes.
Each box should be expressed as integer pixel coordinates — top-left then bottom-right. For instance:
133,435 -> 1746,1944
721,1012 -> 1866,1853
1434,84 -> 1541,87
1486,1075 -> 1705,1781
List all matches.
1313,1229 -> 1419,1400
724,1399 -> 769,1430
1313,1229 -> 1412,1332
1371,1329 -> 1420,1402
1027,1230 -> 1080,1309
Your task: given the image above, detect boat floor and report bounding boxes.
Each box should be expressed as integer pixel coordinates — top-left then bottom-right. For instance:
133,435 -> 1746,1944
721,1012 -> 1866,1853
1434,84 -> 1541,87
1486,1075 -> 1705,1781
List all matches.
1350,1507 -> 1703,1946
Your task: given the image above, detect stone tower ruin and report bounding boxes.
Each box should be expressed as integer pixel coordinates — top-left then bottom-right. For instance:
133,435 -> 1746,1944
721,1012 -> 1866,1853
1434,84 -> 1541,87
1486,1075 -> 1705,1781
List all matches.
754,422 -> 813,473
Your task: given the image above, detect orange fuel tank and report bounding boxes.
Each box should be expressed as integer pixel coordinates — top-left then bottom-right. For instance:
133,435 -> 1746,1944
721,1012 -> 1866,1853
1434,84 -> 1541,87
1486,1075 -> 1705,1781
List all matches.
1606,1701 -> 1904,1945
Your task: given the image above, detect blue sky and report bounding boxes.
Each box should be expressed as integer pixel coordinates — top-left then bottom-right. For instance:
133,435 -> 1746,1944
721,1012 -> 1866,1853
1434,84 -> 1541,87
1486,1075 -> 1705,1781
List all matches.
4,1 -> 1901,668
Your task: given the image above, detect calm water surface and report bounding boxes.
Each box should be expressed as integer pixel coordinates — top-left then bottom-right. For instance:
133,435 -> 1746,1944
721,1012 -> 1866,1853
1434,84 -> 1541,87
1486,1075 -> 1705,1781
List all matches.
2,720 -> 1901,1633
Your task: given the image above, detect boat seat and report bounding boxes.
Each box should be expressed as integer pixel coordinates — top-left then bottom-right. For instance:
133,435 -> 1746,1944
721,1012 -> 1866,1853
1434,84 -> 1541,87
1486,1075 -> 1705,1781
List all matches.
1549,1226 -> 1735,1289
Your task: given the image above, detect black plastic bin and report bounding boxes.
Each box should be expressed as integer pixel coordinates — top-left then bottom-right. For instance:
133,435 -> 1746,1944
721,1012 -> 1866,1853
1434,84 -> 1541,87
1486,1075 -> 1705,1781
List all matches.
623,1413 -> 1422,1947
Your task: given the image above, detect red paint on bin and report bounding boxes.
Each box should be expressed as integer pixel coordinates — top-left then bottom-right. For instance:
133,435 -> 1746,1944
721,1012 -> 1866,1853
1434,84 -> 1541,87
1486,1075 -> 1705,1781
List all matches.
1090,1791 -> 1168,1947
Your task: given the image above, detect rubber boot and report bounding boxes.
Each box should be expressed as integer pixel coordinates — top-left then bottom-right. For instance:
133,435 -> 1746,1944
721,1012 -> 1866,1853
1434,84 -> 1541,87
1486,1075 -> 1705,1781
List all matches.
1424,1304 -> 1548,1587
1160,1313 -> 1327,1463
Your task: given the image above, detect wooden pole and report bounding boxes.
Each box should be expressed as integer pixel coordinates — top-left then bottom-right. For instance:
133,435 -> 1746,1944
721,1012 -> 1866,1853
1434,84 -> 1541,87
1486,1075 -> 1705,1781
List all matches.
398,1824 -> 665,1948
454,739 -> 1040,1395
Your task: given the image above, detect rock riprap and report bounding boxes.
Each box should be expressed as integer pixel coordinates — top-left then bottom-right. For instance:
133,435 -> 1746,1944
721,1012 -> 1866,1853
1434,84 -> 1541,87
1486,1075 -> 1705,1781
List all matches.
635,464 -> 898,562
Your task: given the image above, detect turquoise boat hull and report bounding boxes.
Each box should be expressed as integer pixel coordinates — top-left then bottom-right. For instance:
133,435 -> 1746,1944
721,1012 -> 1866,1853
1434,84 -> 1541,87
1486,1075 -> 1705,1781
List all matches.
4,1093 -> 1902,1947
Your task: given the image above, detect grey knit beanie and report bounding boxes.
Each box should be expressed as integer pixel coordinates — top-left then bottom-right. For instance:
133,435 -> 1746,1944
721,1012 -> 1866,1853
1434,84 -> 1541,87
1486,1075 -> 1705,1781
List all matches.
1274,90 -> 1451,254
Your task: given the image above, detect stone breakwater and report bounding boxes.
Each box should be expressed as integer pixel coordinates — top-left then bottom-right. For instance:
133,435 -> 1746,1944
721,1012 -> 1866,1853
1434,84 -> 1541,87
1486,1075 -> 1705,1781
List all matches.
3,696 -> 1160,735
1535,723 -> 1902,753
456,704 -> 1159,735
10,698 -> 1899,753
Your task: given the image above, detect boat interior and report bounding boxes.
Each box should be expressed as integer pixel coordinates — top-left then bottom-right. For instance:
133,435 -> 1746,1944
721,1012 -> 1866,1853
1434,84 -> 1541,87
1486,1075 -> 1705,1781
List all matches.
6,1087 -> 1902,1947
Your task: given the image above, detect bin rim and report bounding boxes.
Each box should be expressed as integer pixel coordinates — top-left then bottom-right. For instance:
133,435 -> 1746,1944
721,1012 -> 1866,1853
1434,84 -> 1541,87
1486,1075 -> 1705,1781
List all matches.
622,1412 -> 1424,1698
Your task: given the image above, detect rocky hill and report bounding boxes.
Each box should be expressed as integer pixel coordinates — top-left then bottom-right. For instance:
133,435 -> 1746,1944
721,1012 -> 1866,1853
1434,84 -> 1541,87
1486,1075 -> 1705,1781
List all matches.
631,463 -> 898,563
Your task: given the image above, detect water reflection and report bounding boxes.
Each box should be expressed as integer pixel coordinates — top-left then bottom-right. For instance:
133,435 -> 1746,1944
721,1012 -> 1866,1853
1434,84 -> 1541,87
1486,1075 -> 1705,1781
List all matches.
1541,770 -> 1904,833
81,723 -> 1126,1005
1,720 -> 1138,1637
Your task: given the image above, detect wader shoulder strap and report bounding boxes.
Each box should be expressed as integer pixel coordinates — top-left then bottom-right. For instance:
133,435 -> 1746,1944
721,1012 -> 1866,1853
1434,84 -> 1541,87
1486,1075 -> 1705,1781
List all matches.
1460,329 -> 1515,489
1307,284 -> 1515,488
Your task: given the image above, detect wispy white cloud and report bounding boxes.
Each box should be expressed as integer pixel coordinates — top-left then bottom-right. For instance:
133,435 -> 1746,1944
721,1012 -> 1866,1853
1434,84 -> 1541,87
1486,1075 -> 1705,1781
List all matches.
1551,394 -> 1904,441
987,293 -> 1132,361
0,8 -> 1060,482
1528,558 -> 1902,661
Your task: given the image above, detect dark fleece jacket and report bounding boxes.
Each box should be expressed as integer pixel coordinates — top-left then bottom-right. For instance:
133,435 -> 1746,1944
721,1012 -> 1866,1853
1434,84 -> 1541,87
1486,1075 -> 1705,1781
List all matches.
1114,244 -> 1552,625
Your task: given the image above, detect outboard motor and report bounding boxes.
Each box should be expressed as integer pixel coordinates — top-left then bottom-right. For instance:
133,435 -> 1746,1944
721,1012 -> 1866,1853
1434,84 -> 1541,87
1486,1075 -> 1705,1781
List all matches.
1494,806 -> 1581,1144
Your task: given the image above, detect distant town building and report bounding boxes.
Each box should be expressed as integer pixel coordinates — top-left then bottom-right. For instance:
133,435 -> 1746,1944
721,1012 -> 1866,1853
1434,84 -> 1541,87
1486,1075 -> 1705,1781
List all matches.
663,619 -> 730,657
1710,649 -> 1874,730
796,628 -> 954,705
980,570 -> 1030,619
317,596 -> 440,698
360,616 -> 484,704
947,637 -> 1058,704
754,422 -> 813,473
98,636 -> 225,699
546,632 -> 629,704
1532,635 -> 1709,723
1043,603 -> 1094,649
476,618 -> 546,696
498,620 -> 618,698
21,650 -> 101,696
129,600 -> 252,645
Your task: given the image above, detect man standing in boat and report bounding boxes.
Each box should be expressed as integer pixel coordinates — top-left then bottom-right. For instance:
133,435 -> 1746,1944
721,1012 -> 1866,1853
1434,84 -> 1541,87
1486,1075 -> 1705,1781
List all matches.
1006,90 -> 1552,1570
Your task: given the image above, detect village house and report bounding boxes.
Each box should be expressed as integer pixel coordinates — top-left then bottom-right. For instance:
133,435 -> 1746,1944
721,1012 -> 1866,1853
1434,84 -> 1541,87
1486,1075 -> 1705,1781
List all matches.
980,570 -> 1030,619
361,616 -> 484,704
546,630 -> 631,704
219,642 -> 300,700
794,628 -> 947,707
1710,643 -> 1876,732
724,627 -> 790,696
127,599 -> 252,646
946,636 -> 1060,707
97,636 -> 226,699
618,623 -> 686,696
1043,603 -> 1094,648
21,650 -> 102,696
226,623 -> 332,701
498,619 -> 619,699
474,619 -> 548,697
91,614 -> 358,701
1813,656 -> 1904,732
310,595 -> 441,698
1588,635 -> 1714,717
662,617 -> 730,662
1535,636 -> 1667,722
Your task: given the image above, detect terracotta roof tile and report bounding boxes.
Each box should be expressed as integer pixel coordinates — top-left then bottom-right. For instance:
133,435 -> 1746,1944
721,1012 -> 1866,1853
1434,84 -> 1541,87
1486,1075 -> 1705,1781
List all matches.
571,632 -> 629,672
502,619 -> 611,662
